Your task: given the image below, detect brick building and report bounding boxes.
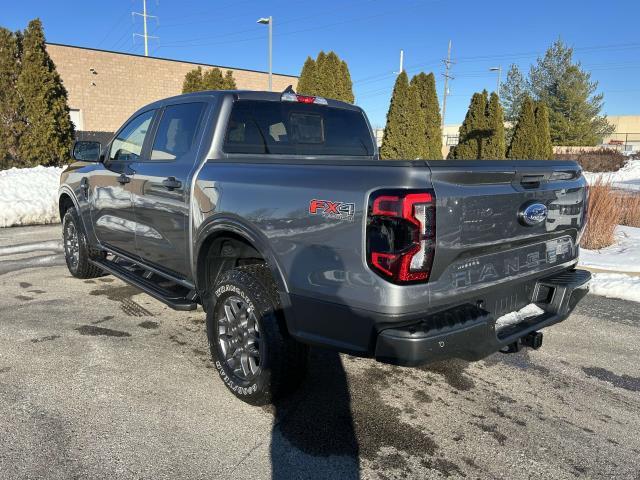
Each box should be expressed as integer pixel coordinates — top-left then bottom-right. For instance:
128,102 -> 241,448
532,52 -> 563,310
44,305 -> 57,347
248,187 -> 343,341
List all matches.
46,43 -> 298,140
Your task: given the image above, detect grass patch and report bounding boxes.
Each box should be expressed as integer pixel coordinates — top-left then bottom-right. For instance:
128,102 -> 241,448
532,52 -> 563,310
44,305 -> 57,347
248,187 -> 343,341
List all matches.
618,194 -> 640,228
581,177 -> 620,250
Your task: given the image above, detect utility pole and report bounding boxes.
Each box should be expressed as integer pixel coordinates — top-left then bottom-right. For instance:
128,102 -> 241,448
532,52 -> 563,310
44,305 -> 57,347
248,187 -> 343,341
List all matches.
133,0 -> 158,57
441,40 -> 454,128
490,66 -> 502,94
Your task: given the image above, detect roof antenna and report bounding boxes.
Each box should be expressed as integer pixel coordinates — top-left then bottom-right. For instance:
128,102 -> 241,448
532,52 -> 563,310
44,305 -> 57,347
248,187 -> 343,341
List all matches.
283,85 -> 295,94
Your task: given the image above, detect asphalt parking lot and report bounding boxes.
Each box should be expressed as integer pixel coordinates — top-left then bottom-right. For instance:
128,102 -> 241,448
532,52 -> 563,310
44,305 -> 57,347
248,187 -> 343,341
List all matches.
1,225 -> 639,479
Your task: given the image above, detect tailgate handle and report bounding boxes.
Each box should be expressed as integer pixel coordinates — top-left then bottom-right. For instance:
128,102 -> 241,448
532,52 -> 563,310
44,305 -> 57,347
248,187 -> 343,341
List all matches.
520,174 -> 545,189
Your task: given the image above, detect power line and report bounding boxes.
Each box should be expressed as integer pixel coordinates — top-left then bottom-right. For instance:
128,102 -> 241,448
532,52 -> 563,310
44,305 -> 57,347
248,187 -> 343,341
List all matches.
355,41 -> 640,92
158,0 -> 379,47
158,0 -> 434,49
96,9 -> 131,48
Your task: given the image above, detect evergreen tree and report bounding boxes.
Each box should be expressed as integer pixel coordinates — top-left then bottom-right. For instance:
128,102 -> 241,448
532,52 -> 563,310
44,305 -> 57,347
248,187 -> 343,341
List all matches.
296,56 -> 316,95
181,67 -> 236,93
507,95 -> 538,159
295,51 -> 354,102
529,39 -> 612,145
314,51 -> 327,96
499,64 -> 526,145
448,91 -> 489,159
339,60 -> 354,104
222,70 -> 236,89
202,67 -> 223,89
0,27 -> 23,168
380,72 -> 427,159
534,101 -> 553,159
410,72 -> 442,159
500,64 -> 527,125
17,19 -> 74,167
182,66 -> 203,93
483,92 -> 506,159
318,51 -> 342,99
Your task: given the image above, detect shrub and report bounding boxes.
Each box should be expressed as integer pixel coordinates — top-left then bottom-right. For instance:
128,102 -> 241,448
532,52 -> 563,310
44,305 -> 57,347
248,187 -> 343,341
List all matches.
555,148 -> 627,172
580,177 -> 620,250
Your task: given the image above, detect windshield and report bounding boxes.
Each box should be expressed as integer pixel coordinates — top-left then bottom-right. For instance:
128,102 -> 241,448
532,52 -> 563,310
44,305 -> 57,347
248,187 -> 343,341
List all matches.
223,100 -> 375,157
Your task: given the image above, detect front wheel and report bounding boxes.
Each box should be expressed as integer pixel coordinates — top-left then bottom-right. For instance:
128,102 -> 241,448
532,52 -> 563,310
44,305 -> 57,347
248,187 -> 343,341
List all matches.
62,208 -> 104,279
207,265 -> 308,405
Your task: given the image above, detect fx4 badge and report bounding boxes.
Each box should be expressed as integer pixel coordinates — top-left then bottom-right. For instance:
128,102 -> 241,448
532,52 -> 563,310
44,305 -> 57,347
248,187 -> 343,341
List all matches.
309,199 -> 355,222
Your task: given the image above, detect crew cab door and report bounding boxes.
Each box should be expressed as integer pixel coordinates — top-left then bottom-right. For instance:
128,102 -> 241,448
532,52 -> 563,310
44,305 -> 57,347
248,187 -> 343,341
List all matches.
90,108 -> 156,255
129,101 -> 208,278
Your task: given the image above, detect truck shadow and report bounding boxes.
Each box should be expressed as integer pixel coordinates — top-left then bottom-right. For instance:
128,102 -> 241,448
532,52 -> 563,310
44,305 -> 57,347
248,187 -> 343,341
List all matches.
270,348 -> 360,479
269,244 -> 361,479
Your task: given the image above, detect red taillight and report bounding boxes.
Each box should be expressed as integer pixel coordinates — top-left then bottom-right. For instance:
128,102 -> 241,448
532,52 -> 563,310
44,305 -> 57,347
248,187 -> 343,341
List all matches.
296,95 -> 316,104
367,190 -> 436,284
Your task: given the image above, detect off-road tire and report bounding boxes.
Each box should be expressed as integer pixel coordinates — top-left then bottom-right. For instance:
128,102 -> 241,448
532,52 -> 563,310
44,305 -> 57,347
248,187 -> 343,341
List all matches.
62,208 -> 104,279
207,264 -> 308,405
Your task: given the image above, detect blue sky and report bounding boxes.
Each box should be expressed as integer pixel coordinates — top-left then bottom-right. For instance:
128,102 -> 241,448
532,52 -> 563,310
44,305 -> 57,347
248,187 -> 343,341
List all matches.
4,0 -> 640,127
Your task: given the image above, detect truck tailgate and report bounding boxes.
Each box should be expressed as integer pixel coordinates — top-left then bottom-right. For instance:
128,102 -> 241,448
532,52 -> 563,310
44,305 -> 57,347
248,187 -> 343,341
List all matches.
426,160 -> 587,289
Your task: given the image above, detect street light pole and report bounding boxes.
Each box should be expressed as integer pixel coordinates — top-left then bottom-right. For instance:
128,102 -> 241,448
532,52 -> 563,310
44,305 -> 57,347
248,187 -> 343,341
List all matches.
490,66 -> 502,94
257,16 -> 273,91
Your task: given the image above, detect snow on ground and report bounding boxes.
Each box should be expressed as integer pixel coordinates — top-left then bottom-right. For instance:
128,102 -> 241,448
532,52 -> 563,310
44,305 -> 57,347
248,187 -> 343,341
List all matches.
579,225 -> 640,273
589,273 -> 640,303
0,166 -> 63,228
579,225 -> 640,303
584,159 -> 640,191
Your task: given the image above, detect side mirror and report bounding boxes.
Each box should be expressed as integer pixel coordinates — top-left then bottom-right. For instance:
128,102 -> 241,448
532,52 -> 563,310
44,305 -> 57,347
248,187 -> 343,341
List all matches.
72,141 -> 102,162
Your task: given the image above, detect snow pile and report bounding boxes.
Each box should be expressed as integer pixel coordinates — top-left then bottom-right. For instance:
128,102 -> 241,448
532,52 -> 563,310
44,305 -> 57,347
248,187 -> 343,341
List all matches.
584,159 -> 640,191
0,166 -> 63,228
579,226 -> 640,273
589,273 -> 640,303
495,303 -> 545,331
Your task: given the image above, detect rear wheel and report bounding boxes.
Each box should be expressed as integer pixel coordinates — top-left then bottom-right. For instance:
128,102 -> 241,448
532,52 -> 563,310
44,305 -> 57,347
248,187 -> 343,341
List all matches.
62,208 -> 104,279
207,264 -> 308,405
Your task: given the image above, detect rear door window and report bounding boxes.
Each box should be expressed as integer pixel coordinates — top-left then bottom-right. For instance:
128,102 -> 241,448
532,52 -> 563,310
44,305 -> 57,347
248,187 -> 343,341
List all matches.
223,100 -> 374,156
151,102 -> 206,161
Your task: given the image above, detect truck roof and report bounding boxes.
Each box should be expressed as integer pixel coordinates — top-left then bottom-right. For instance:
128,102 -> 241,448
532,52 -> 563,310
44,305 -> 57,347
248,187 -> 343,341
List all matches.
151,90 -> 362,112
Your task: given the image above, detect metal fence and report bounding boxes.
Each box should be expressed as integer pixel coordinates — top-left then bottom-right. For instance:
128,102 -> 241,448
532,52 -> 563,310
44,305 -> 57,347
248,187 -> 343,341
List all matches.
602,133 -> 640,152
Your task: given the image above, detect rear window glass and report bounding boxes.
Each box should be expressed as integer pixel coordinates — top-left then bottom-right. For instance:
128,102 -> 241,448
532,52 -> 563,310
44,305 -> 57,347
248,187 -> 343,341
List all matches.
223,100 -> 374,156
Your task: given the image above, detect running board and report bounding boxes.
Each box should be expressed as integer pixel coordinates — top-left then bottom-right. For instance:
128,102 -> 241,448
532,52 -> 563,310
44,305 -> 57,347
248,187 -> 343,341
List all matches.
90,257 -> 198,311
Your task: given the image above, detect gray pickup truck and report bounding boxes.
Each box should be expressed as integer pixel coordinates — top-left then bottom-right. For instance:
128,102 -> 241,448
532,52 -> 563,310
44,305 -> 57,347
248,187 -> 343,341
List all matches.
60,89 -> 590,405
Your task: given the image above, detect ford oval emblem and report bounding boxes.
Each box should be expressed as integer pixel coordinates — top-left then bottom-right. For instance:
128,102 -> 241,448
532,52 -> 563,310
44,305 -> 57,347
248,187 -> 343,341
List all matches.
519,202 -> 548,226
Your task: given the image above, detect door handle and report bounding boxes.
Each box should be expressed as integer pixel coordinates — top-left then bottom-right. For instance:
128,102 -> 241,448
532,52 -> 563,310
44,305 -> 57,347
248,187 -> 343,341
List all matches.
117,174 -> 131,185
80,177 -> 89,199
162,177 -> 182,190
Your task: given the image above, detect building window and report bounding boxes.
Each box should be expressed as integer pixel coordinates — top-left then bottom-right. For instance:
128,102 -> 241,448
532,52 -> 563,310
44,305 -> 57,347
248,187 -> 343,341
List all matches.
69,109 -> 84,131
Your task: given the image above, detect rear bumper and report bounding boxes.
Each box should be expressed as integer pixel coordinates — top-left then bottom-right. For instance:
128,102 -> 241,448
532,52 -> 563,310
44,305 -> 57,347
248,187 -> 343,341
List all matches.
374,269 -> 591,366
